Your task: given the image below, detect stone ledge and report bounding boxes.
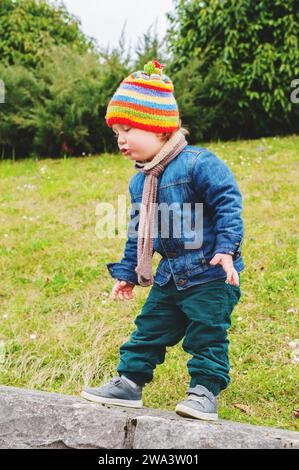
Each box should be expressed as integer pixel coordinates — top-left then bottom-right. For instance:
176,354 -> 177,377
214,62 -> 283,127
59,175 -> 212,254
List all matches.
0,385 -> 298,449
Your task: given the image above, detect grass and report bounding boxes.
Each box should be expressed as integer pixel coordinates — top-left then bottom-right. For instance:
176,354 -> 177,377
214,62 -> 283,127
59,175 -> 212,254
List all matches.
0,135 -> 298,432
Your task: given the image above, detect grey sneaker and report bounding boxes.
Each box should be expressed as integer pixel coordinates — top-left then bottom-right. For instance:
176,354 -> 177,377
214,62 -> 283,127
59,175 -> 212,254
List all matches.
175,385 -> 218,421
80,376 -> 143,408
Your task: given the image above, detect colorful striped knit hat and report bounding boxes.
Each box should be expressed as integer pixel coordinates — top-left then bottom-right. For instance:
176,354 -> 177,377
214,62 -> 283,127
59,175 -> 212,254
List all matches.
105,59 -> 180,133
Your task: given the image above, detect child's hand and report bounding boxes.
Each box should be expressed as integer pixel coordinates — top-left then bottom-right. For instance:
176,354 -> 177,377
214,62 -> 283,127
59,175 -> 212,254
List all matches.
209,254 -> 239,286
111,280 -> 135,301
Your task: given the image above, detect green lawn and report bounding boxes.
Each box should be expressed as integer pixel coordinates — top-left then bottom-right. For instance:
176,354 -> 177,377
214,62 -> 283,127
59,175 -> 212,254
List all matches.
0,135 -> 298,431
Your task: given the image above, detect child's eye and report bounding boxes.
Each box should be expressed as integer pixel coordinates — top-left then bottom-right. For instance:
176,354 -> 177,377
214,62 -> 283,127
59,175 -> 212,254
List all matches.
113,128 -> 130,139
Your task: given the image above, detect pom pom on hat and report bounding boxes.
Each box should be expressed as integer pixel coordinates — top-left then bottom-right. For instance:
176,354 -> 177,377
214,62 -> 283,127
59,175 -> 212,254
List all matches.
143,59 -> 165,76
105,59 -> 180,133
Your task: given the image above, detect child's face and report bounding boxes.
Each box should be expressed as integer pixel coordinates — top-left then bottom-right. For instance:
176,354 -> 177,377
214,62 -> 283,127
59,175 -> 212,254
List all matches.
112,124 -> 168,162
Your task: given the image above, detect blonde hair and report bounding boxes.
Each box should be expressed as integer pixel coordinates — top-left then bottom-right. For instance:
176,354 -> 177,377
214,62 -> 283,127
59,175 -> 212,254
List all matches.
158,120 -> 190,142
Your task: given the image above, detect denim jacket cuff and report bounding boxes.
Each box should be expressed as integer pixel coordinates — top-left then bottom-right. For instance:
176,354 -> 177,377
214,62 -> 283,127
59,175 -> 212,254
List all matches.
106,262 -> 139,285
212,248 -> 242,261
213,234 -> 243,261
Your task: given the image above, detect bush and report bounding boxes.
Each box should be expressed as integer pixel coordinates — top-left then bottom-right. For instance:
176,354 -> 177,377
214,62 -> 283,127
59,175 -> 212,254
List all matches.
0,63 -> 41,158
0,0 -> 94,68
166,0 -> 299,141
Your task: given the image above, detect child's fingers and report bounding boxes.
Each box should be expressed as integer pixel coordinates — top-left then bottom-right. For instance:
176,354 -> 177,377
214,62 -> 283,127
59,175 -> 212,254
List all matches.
226,269 -> 239,286
122,286 -> 134,300
121,290 -> 129,300
225,266 -> 234,284
111,286 -> 122,300
119,288 -> 133,300
118,290 -> 125,300
111,281 -> 127,300
111,281 -> 134,301
112,289 -> 132,300
232,271 -> 239,286
111,287 -> 118,300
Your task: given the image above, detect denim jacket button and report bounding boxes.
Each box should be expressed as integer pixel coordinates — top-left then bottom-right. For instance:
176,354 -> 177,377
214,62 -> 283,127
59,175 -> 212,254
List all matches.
177,279 -> 187,286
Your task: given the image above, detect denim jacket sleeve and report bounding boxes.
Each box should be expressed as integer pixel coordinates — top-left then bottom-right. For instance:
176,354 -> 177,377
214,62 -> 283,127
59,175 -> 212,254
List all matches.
192,150 -> 244,260
106,180 -> 140,285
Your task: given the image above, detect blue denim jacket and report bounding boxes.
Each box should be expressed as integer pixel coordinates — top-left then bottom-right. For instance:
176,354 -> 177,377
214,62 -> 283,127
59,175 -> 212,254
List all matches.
107,144 -> 245,290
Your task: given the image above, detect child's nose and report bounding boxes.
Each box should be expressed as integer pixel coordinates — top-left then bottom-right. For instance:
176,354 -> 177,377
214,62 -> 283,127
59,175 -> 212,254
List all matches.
118,134 -> 126,144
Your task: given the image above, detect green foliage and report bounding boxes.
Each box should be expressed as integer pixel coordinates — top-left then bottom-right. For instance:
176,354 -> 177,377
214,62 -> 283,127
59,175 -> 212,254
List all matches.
0,0 -> 94,68
166,0 -> 299,140
0,0 -> 298,155
0,46 -> 134,157
0,62 -> 42,157
32,45 -> 117,157
0,0 -> 167,158
132,21 -> 169,76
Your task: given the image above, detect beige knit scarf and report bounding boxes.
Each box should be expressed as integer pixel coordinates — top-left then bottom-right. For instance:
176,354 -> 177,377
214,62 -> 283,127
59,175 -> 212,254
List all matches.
134,129 -> 188,286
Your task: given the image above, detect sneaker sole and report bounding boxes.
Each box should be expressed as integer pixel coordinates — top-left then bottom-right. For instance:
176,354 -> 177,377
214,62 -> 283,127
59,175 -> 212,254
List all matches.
80,391 -> 143,408
175,403 -> 218,421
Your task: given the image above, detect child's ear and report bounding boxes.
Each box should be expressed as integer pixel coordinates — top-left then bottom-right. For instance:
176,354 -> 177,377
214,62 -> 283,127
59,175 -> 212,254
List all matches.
157,132 -> 170,142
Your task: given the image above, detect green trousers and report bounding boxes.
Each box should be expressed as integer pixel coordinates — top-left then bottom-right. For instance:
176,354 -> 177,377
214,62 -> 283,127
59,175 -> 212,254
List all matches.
117,276 -> 241,396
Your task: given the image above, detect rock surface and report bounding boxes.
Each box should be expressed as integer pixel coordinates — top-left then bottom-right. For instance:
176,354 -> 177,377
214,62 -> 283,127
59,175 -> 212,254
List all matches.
0,385 -> 298,449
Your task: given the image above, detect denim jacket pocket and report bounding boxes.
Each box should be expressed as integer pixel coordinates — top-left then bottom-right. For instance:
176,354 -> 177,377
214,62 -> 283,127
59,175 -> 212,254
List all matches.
186,250 -> 209,275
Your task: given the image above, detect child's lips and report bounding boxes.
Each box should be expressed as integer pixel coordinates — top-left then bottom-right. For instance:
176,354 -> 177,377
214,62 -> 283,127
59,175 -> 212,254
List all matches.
121,148 -> 131,155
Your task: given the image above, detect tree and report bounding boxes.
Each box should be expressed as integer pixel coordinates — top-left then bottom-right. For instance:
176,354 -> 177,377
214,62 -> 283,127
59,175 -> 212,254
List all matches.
0,0 -> 95,69
132,19 -> 169,73
166,0 -> 299,140
0,62 -> 41,158
32,45 -> 129,157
